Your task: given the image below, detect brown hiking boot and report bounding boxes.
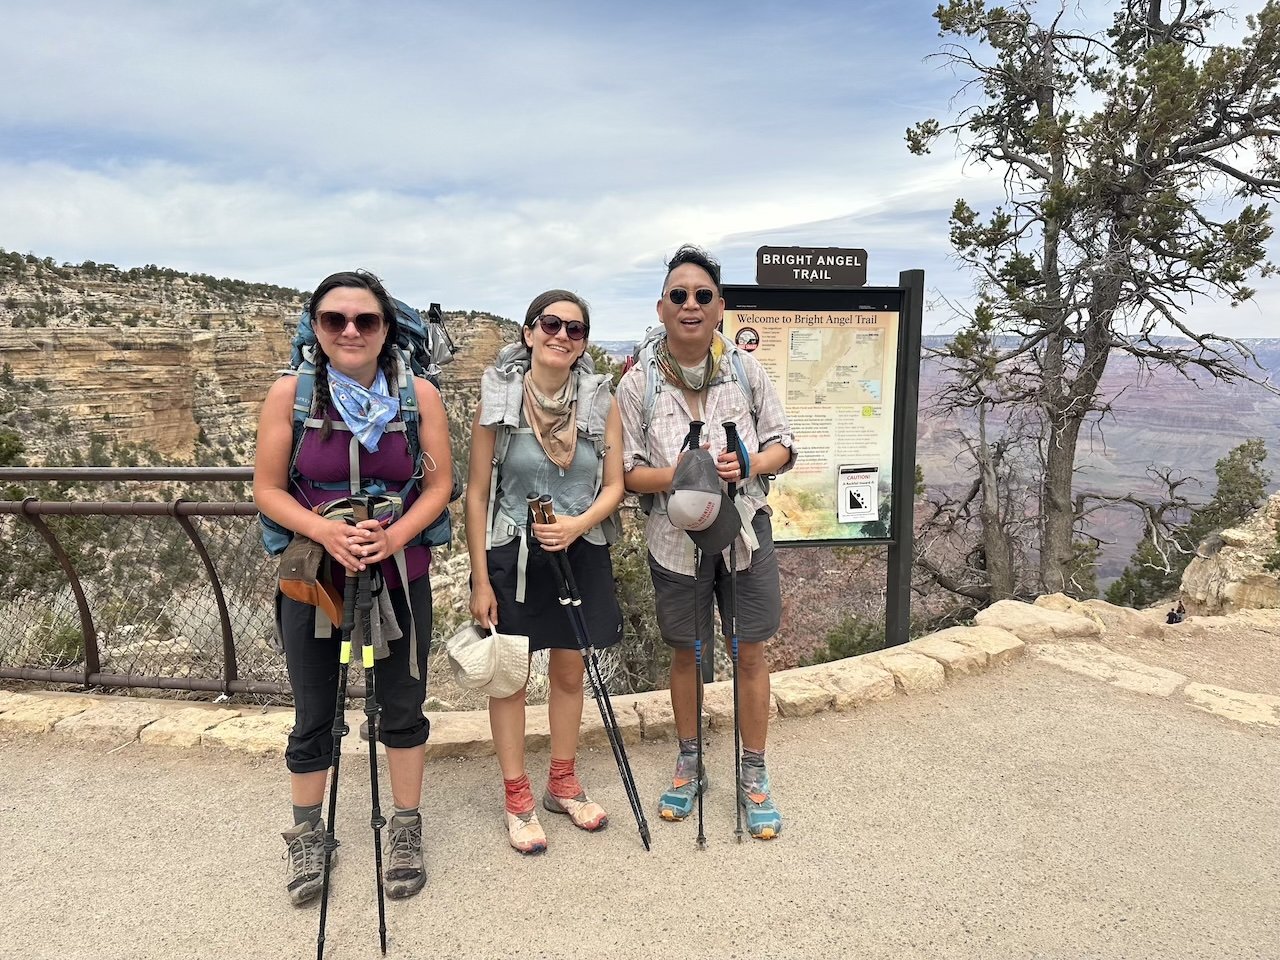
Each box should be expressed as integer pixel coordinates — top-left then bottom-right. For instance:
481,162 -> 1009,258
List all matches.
282,819 -> 336,906
384,813 -> 426,899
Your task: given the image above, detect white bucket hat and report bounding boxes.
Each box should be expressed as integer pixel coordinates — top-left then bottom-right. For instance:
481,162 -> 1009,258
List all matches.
445,624 -> 530,699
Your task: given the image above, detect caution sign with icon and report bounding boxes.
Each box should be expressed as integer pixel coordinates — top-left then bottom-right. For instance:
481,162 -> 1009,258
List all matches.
837,465 -> 879,523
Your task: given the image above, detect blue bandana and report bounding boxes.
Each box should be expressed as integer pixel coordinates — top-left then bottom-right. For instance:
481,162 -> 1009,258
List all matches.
327,367 -> 400,452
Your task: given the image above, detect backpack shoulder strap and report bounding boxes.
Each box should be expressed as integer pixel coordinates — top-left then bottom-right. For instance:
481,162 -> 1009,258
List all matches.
480,359 -> 526,550
719,336 -> 772,497
572,369 -> 625,544
285,358 -> 316,482
392,349 -> 424,499
575,370 -> 611,440
575,369 -> 612,486
290,352 -> 316,425
630,333 -> 671,517
726,342 -> 756,415
639,344 -> 665,453
395,348 -> 420,428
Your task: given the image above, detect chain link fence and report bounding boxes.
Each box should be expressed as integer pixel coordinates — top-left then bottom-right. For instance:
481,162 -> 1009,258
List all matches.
0,490 -> 288,703
0,470 -> 671,709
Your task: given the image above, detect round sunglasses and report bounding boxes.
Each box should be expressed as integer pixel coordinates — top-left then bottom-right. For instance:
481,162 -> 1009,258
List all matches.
531,314 -> 588,341
316,311 -> 385,335
667,287 -> 716,306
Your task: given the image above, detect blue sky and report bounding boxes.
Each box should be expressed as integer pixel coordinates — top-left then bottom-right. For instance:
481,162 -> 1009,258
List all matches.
1,0 -> 1276,339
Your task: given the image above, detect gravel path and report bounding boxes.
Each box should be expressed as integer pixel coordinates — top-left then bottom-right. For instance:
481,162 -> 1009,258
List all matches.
1,657 -> 1276,960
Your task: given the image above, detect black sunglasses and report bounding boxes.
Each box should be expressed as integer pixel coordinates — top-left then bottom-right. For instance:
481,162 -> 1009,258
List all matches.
316,311 -> 385,335
532,314 -> 588,341
667,287 -> 716,306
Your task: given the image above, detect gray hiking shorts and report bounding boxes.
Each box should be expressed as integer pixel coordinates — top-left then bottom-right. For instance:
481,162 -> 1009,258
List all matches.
648,509 -> 780,648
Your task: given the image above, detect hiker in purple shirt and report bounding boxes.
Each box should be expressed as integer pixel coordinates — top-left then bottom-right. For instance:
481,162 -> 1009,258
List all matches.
254,270 -> 452,905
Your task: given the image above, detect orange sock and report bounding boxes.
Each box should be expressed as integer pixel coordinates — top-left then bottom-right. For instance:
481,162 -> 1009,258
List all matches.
504,773 -> 534,814
548,757 -> 583,799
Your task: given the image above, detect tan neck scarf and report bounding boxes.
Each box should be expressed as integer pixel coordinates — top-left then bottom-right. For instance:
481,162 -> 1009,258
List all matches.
523,373 -> 577,470
655,335 -> 725,394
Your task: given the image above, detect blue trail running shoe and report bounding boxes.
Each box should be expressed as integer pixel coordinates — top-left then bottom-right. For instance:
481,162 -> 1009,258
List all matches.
658,749 -> 708,821
739,765 -> 782,840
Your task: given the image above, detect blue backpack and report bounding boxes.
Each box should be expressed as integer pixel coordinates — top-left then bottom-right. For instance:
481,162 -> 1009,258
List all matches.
259,298 -> 462,555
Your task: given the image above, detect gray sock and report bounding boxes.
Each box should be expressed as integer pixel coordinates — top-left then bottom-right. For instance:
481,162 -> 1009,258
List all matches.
293,803 -> 322,828
678,736 -> 699,756
742,747 -> 766,770
393,806 -> 420,823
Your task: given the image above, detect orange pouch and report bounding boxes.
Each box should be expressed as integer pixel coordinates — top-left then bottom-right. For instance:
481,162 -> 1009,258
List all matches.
278,534 -> 343,626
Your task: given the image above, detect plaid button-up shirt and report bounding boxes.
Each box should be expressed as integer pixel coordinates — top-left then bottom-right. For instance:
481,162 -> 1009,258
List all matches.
618,345 -> 796,576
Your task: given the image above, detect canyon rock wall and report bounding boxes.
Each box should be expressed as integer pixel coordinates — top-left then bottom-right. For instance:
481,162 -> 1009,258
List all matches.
1181,494 -> 1280,614
1,319 -> 293,461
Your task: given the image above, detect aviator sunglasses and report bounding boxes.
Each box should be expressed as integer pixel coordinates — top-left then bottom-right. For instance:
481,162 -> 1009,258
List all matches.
316,311 -> 385,335
532,314 -> 588,341
667,287 -> 716,306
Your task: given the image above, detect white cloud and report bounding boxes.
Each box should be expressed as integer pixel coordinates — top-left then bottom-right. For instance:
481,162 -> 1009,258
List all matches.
1,0 -> 1277,341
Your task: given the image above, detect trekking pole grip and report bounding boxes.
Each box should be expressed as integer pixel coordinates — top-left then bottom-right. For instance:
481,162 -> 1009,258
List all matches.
686,420 -> 704,451
538,495 -> 557,525
527,493 -> 556,526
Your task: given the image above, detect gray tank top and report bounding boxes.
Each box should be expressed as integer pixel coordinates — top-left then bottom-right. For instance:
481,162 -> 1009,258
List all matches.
492,420 -> 604,548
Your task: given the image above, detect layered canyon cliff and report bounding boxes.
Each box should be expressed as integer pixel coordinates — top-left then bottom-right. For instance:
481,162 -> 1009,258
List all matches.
0,252 -> 514,466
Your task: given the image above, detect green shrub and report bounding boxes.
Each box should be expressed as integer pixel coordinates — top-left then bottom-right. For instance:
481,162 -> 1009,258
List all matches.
803,615 -> 885,665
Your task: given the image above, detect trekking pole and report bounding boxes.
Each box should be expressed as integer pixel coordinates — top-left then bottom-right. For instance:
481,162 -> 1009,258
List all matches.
723,422 -> 746,844
527,494 -> 652,852
357,559 -> 389,954
684,422 -> 714,686
684,421 -> 708,850
317,545 -> 358,960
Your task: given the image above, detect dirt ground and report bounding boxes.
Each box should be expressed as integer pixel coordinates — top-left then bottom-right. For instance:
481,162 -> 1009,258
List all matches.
1103,608 -> 1280,696
3,656 -> 1277,960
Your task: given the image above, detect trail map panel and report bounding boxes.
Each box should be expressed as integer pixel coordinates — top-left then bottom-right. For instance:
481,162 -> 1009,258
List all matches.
722,286 -> 903,545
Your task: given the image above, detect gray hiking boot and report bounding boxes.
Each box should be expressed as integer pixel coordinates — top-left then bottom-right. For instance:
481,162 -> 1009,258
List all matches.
282,818 -> 336,906
384,813 -> 426,899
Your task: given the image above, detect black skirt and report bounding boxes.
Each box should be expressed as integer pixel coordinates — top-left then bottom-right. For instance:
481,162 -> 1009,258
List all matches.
487,537 -> 623,653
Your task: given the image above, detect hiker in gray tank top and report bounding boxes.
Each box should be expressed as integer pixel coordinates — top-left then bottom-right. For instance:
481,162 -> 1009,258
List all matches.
465,288 -> 625,855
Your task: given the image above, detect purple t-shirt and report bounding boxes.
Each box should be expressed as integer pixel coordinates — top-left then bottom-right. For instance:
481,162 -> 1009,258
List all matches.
292,411 -> 430,589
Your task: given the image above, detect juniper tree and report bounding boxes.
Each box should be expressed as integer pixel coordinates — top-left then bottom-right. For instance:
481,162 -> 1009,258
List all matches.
911,0 -> 1280,600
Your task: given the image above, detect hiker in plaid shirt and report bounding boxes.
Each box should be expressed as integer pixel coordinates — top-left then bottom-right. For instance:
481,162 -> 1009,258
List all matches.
618,244 -> 796,839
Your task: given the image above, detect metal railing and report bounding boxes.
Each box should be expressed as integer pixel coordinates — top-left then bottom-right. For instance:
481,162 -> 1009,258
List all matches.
0,467 -> 369,700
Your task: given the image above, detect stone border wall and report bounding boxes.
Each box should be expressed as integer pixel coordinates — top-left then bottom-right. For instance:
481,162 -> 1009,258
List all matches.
10,596 -> 1236,755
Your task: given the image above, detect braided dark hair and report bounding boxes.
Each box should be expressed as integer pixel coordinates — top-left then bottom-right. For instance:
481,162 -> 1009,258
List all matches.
307,270 -> 402,439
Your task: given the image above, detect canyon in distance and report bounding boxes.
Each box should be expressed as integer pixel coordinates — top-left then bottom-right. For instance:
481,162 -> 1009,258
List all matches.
2,252 -> 1278,598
